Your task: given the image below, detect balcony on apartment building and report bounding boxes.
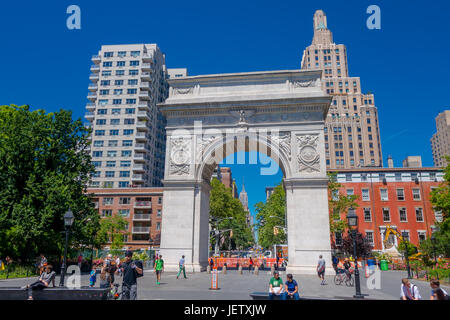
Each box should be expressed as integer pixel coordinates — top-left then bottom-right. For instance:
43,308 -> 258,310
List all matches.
136,121 -> 149,131
139,81 -> 150,90
92,55 -> 101,63
138,92 -> 150,100
141,72 -> 151,80
135,132 -> 148,141
141,63 -> 151,70
87,92 -> 97,100
142,53 -> 153,61
137,111 -> 149,120
134,200 -> 152,208
132,226 -> 150,234
132,164 -> 145,172
85,111 -> 94,120
90,65 -> 100,72
138,103 -> 150,112
133,153 -> 145,161
134,143 -> 146,152
86,103 -> 96,110
133,214 -> 151,221
89,74 -> 99,81
132,174 -> 144,182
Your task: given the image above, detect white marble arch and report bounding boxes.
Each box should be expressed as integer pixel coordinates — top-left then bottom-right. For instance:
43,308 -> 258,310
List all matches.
158,70 -> 334,274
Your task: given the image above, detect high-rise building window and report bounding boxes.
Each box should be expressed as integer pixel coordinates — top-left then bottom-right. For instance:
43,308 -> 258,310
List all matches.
109,130 -> 119,136
92,151 -> 103,157
120,171 -> 130,177
123,140 -> 133,147
123,129 -> 134,135
117,61 -> 125,67
412,189 -> 421,200
120,161 -> 131,167
110,119 -> 120,125
108,140 -> 118,147
106,161 -> 116,167
129,70 -> 139,75
103,62 -> 112,67
105,171 -> 115,178
111,108 -> 120,115
118,51 -> 126,57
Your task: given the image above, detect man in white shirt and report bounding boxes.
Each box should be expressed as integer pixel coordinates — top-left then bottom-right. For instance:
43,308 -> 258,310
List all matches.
400,278 -> 421,300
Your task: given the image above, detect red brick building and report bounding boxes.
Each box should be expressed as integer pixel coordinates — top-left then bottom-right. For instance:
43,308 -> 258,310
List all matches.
328,168 -> 444,252
87,188 -> 163,250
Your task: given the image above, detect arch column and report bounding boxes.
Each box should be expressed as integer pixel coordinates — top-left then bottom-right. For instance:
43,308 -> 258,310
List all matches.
159,179 -> 210,272
284,178 -> 334,274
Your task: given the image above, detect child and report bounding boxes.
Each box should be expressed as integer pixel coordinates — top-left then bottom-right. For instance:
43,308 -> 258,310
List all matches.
89,265 -> 97,287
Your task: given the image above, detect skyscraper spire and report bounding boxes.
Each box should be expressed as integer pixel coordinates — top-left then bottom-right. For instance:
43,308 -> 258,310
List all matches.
312,10 -> 333,45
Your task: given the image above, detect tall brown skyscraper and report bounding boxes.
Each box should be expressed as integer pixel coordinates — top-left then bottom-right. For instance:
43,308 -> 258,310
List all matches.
301,10 -> 383,169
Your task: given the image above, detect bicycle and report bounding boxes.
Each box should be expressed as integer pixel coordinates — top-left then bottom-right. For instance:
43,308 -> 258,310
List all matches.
334,269 -> 354,287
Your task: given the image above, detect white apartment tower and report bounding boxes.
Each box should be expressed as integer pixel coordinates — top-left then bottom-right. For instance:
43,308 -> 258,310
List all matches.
301,10 -> 383,169
86,44 -> 169,188
431,110 -> 450,167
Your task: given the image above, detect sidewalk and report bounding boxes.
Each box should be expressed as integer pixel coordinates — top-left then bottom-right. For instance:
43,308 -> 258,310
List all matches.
1,270 -> 447,300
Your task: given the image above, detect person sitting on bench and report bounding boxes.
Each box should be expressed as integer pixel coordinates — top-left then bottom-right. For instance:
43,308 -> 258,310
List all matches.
24,264 -> 56,300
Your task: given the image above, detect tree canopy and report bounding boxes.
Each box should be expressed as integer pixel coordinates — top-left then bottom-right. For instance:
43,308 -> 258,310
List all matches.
209,178 -> 254,251
255,182 -> 286,249
0,105 -> 99,262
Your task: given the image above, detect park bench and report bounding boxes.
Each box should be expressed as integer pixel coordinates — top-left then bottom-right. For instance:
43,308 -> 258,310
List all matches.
0,286 -> 109,300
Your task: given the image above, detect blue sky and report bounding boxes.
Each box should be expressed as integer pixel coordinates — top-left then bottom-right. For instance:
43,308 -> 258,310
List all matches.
1,1 -> 449,218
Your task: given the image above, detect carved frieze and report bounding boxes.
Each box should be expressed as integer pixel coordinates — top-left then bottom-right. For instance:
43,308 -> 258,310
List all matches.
297,135 -> 320,173
270,132 -> 291,161
168,136 -> 192,176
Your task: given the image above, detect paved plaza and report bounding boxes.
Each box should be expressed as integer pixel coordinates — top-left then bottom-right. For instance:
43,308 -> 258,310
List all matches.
1,269 -> 448,300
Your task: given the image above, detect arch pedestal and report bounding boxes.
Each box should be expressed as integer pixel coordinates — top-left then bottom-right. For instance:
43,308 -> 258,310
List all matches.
158,70 -> 334,274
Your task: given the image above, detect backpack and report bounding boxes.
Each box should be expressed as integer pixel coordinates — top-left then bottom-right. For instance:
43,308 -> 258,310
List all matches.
134,260 -> 144,278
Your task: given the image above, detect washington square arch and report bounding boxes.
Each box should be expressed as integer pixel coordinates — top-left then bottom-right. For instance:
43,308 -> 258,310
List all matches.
158,69 -> 334,274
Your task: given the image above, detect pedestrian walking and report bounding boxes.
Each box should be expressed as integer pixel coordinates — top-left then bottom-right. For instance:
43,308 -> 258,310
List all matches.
99,263 -> 112,289
282,274 -> 300,300
430,280 -> 449,300
400,278 -> 421,300
317,255 -> 326,285
118,250 -> 143,300
154,254 -> 164,285
89,265 -> 97,287
268,271 -> 283,300
176,255 -> 187,279
249,257 -> 254,273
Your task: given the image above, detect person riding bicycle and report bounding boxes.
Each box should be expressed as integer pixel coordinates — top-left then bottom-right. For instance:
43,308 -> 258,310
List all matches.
343,258 -> 351,280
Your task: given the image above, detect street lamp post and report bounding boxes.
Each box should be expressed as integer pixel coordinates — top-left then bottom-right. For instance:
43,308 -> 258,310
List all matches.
210,217 -> 232,256
59,208 -> 74,287
401,232 -> 412,279
347,210 -> 365,299
431,234 -> 439,280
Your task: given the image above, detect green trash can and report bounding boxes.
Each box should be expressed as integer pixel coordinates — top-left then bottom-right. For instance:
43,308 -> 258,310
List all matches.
380,260 -> 389,271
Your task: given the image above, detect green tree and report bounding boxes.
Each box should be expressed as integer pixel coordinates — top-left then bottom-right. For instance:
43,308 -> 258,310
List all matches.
0,105 -> 99,263
209,178 -> 254,251
430,156 -> 450,220
426,156 -> 450,258
328,172 -> 359,234
255,182 -> 286,249
96,215 -> 129,256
